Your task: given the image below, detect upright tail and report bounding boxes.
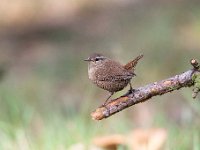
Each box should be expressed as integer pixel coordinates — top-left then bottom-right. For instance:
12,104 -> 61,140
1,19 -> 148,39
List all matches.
124,54 -> 143,71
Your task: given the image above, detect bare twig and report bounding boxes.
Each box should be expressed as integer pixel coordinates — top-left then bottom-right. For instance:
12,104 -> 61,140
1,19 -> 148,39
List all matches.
91,59 -> 200,120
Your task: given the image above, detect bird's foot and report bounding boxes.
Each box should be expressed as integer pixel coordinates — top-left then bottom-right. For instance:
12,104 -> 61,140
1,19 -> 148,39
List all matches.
128,88 -> 135,94
120,88 -> 136,97
101,103 -> 106,107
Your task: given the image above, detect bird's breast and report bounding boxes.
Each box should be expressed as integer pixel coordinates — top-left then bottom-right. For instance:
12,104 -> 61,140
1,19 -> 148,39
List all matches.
88,67 -> 96,81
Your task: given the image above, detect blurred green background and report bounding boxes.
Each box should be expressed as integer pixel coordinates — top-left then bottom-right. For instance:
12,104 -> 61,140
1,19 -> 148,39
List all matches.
0,0 -> 200,149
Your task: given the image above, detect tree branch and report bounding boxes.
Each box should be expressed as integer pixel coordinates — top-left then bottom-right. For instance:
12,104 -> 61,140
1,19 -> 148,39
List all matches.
91,59 -> 200,120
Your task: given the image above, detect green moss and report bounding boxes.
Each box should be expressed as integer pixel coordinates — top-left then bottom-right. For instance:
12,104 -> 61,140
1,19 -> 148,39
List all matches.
192,73 -> 200,88
192,72 -> 200,98
168,85 -> 180,91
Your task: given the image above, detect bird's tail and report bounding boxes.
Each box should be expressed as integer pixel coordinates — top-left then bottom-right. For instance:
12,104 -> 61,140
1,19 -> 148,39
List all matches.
124,54 -> 143,71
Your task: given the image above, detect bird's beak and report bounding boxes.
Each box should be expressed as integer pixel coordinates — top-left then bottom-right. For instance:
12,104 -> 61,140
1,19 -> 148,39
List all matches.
84,58 -> 90,61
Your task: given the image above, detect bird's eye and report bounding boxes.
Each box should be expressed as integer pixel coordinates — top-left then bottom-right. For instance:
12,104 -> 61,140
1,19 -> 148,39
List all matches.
95,57 -> 100,61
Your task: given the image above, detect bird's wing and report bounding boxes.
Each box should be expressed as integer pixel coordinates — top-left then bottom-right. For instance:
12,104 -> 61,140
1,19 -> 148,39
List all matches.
96,60 -> 134,82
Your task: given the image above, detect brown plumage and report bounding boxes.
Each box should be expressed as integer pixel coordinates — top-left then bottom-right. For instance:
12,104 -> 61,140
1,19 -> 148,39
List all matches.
84,53 -> 143,105
124,54 -> 143,71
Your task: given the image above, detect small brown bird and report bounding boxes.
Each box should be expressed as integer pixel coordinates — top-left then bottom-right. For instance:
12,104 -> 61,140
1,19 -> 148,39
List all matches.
84,53 -> 143,105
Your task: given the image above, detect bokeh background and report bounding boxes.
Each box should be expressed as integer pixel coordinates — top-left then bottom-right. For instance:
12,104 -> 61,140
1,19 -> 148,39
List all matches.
0,0 -> 200,149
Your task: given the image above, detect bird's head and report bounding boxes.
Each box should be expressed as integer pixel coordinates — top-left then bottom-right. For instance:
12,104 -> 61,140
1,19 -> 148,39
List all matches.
84,53 -> 108,68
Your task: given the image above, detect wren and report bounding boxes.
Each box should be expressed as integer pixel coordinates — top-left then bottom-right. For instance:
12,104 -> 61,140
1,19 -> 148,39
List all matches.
84,53 -> 143,105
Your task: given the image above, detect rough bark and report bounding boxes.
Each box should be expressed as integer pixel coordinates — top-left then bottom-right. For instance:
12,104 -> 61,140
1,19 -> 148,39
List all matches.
91,59 -> 200,120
